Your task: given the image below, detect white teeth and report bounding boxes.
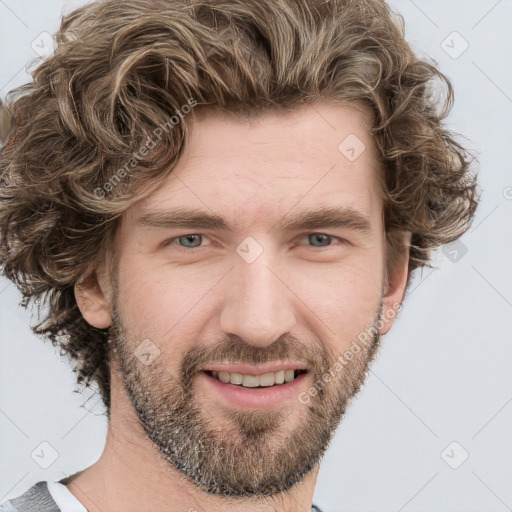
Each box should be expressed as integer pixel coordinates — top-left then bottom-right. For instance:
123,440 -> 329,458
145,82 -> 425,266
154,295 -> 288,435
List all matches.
218,371 -> 230,383
258,373 -> 275,387
229,372 -> 243,385
242,374 -> 260,387
210,369 -> 304,387
284,369 -> 295,383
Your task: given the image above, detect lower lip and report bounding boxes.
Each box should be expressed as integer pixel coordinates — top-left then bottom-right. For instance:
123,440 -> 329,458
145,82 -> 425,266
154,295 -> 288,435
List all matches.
197,371 -> 309,409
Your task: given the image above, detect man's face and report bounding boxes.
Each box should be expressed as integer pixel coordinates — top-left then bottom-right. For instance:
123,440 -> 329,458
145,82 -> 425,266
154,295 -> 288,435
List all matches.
99,104 -> 401,497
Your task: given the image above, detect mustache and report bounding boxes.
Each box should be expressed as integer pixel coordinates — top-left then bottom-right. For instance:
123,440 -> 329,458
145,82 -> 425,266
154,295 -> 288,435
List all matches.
180,334 -> 333,386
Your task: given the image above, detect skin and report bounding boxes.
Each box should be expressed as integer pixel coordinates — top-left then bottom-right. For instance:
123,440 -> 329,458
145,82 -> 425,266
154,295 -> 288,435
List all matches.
69,103 -> 410,512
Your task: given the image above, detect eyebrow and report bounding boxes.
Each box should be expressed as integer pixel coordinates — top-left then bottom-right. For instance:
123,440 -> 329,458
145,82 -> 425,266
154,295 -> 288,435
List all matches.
136,206 -> 373,235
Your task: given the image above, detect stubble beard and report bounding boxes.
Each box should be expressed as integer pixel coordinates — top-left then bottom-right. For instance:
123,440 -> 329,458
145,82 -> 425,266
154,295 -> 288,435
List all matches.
109,295 -> 383,499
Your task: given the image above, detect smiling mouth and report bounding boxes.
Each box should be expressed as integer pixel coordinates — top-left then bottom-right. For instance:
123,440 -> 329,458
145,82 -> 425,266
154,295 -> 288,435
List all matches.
203,369 -> 308,388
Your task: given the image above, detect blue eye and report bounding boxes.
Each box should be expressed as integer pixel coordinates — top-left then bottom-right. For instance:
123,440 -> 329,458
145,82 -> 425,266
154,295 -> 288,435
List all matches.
308,233 -> 333,247
161,233 -> 345,253
178,234 -> 203,248
303,233 -> 346,250
162,234 -> 205,251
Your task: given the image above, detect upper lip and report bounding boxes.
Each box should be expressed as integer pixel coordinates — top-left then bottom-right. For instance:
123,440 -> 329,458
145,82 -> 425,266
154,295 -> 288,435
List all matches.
201,362 -> 308,375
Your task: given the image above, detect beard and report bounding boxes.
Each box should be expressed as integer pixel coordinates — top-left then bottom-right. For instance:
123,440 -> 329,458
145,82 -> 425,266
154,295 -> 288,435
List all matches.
108,294 -> 383,499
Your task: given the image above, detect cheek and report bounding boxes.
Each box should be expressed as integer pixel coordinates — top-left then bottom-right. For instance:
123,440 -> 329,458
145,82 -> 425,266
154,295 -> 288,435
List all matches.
116,256 -> 218,349
292,254 -> 383,350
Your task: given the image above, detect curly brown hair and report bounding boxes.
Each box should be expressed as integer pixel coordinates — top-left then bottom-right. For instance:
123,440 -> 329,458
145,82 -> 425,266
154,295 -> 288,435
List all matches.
0,0 -> 479,417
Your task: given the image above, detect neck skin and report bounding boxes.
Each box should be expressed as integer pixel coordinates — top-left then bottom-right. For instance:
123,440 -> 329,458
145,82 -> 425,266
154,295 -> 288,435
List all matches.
64,366 -> 320,512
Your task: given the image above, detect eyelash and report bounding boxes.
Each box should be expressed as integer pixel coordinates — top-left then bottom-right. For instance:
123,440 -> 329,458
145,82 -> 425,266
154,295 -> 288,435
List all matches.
161,233 -> 347,252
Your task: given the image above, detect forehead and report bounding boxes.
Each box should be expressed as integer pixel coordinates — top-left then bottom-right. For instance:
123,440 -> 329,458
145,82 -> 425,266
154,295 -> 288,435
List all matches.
127,103 -> 383,229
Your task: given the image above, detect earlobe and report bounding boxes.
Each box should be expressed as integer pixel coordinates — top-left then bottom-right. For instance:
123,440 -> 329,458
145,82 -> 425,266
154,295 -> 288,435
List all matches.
74,271 -> 113,329
379,232 -> 411,335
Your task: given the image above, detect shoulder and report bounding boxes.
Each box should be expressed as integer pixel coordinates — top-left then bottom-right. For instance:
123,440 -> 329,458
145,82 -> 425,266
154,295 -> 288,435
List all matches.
0,501 -> 18,512
0,481 -> 60,512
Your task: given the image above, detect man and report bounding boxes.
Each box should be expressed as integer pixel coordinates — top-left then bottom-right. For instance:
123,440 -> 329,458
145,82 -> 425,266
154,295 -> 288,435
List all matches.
0,0 -> 478,510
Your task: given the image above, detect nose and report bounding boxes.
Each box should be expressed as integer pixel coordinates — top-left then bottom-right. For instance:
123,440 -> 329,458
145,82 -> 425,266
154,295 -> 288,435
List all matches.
219,250 -> 297,348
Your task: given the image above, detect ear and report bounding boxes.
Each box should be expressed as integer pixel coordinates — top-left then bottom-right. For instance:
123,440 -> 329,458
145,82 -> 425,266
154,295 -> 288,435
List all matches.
74,269 -> 113,329
379,231 -> 411,335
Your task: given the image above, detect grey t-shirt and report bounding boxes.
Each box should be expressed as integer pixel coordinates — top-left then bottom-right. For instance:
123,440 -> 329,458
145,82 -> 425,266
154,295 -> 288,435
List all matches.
0,481 -> 324,511
0,482 -> 60,512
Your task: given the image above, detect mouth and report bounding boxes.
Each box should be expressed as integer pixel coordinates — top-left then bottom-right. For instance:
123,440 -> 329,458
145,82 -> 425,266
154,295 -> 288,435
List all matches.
204,369 -> 309,388
198,366 -> 311,409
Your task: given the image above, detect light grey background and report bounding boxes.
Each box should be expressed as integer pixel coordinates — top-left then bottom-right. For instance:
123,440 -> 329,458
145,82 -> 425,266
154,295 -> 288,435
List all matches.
1,1 -> 511,511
